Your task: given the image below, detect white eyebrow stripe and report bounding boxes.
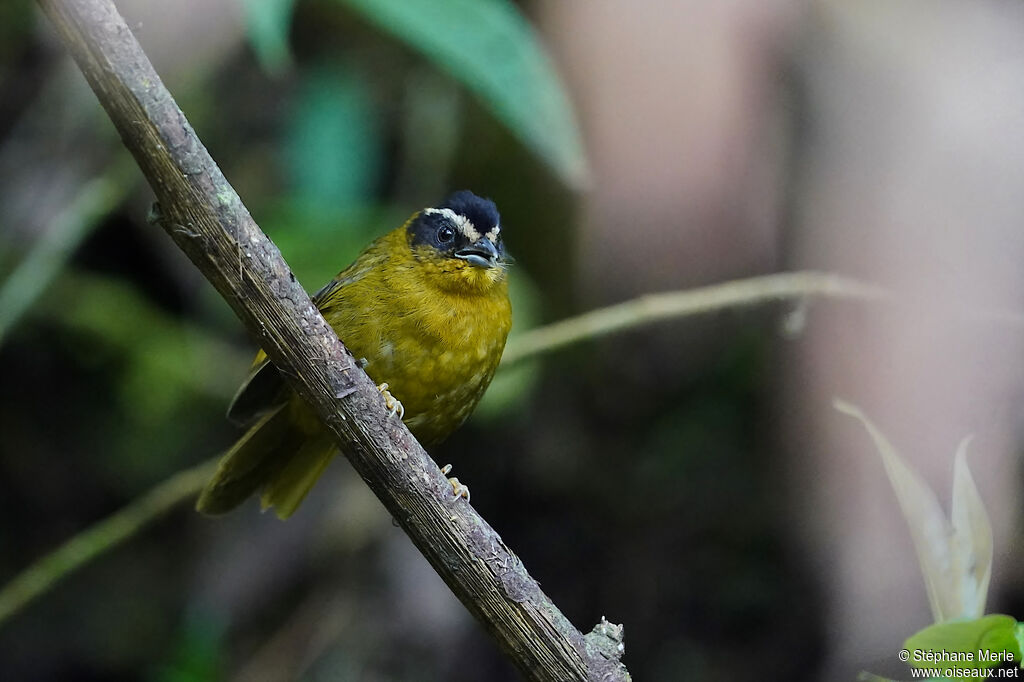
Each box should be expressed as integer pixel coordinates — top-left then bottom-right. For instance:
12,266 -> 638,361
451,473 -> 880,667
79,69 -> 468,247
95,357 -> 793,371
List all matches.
485,224 -> 500,242
423,207 -> 481,241
423,207 -> 458,222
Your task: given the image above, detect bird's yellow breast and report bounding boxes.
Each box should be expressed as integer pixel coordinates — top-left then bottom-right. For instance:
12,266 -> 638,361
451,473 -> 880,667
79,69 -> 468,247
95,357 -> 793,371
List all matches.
318,226 -> 511,445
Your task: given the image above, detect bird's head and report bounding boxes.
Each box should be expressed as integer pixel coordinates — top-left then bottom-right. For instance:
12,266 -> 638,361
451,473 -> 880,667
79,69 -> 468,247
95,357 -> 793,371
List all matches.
406,190 -> 509,293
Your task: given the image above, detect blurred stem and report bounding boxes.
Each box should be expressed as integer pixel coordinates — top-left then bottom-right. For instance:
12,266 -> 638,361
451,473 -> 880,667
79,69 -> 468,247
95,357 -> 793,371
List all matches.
500,271 -> 887,367
0,156 -> 135,346
0,268 -> 886,629
0,457 -> 217,626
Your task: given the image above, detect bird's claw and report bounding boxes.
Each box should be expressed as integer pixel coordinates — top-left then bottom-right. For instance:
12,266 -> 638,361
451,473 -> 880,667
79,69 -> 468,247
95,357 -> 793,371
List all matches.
377,383 -> 404,419
440,464 -> 471,502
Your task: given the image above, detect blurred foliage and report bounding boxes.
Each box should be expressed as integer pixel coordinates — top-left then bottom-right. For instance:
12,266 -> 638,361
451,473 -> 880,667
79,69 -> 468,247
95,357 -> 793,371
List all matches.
152,612 -> 224,682
242,0 -> 588,188
283,64 -> 381,211
0,2 -> 33,64
41,270 -> 245,427
0,157 -> 135,346
840,401 -> 1020,681
904,615 -> 1021,681
837,401 -> 993,624
240,0 -> 297,74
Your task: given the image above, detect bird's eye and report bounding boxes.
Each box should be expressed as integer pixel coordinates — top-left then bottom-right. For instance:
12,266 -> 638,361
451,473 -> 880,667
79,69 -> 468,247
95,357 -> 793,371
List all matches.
437,224 -> 456,243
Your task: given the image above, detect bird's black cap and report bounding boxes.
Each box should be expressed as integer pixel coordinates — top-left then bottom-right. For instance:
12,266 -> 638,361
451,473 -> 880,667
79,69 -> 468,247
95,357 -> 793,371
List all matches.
439,190 -> 500,233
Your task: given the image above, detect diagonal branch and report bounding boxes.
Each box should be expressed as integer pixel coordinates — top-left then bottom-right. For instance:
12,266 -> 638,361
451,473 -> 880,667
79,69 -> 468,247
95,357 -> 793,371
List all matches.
33,0 -> 629,680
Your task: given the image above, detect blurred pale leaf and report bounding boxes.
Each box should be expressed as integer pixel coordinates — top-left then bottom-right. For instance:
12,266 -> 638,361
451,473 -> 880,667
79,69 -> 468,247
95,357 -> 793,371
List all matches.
835,400 -> 993,623
336,0 -> 589,188
950,438 -> 993,623
239,0 -> 296,73
284,65 -> 382,212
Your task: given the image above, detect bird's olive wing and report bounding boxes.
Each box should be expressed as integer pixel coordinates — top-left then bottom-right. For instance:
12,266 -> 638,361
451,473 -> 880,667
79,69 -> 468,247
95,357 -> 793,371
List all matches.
310,262 -> 371,309
227,263 -> 371,425
226,355 -> 287,426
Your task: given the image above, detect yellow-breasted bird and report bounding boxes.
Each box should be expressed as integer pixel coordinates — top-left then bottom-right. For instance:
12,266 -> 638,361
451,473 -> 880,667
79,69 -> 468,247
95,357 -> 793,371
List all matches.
196,190 -> 511,519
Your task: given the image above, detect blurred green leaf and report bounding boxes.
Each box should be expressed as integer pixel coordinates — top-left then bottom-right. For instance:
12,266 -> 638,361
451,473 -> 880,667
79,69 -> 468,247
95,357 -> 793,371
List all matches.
284,65 -> 382,212
0,0 -> 34,61
239,0 -> 296,73
38,270 -> 246,476
336,0 -> 589,188
904,614 -> 1019,679
43,271 -> 246,408
0,157 -> 135,348
150,612 -> 224,682
27,271 -> 246,486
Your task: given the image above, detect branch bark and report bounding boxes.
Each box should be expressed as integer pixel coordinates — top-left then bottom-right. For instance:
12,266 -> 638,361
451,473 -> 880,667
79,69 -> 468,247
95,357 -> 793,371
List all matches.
34,0 -> 630,680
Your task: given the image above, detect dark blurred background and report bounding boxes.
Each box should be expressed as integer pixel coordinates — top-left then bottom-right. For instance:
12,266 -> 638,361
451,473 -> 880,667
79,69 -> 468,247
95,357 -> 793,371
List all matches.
4,0 -> 1024,680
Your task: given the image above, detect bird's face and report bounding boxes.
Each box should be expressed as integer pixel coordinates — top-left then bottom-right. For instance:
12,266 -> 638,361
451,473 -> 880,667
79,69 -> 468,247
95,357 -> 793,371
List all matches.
406,190 -> 509,293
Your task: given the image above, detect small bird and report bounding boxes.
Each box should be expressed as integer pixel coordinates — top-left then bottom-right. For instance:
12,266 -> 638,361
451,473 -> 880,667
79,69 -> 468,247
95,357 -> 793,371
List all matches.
196,191 -> 512,519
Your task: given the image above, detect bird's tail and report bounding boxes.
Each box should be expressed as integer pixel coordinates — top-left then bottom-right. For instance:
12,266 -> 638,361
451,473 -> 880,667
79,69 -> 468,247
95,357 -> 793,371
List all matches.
196,404 -> 336,519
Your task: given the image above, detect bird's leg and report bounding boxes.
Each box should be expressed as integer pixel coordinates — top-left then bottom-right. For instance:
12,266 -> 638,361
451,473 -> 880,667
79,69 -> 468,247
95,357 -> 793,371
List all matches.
376,383 -> 404,419
440,464 -> 470,502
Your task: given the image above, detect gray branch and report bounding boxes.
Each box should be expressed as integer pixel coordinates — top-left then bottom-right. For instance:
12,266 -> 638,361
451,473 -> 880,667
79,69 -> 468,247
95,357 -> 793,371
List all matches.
34,0 -> 630,680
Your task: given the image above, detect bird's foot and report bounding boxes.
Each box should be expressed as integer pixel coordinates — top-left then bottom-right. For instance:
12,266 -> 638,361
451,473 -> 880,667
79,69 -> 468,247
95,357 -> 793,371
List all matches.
440,464 -> 470,502
377,383 -> 404,419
